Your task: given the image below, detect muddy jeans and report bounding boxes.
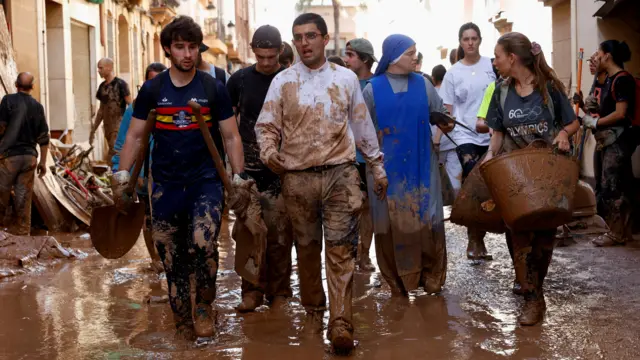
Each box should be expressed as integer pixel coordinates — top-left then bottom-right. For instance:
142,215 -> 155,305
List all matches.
594,136 -> 633,241
241,170 -> 294,301
104,117 -> 121,167
456,144 -> 489,246
282,163 -> 363,335
506,230 -> 555,300
0,155 -> 37,235
151,179 -> 224,328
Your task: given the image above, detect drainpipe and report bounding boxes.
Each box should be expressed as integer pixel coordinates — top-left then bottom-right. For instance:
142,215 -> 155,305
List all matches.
36,0 -> 48,121
570,0 -> 577,95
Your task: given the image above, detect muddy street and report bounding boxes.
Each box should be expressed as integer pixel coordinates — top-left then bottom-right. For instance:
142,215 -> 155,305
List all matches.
1,216 -> 639,360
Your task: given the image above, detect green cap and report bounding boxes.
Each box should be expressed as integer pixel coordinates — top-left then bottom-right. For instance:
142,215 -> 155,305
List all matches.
346,38 -> 378,62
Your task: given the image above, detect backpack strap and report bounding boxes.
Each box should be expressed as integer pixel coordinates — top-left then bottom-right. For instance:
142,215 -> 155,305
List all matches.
610,71 -> 631,102
234,68 -> 245,121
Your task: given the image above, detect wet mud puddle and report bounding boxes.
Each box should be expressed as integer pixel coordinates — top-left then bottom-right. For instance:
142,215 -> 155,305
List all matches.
1,218 -> 640,359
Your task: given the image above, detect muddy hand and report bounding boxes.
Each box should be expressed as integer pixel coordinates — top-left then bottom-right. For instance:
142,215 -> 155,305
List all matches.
228,174 -> 255,217
37,162 -> 47,178
374,175 -> 389,200
552,131 -> 571,153
267,153 -> 286,174
110,170 -> 133,214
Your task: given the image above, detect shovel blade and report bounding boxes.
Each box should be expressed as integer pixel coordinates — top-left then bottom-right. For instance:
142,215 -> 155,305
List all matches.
90,203 -> 145,259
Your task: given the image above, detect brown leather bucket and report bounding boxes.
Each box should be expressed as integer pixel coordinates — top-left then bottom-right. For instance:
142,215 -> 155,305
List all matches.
480,147 -> 579,231
450,154 -> 506,234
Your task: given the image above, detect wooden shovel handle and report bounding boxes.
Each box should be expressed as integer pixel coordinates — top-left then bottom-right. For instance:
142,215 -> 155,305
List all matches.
126,109 -> 156,195
188,101 -> 233,193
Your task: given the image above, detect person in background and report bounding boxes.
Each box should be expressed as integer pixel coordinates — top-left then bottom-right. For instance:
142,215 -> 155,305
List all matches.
431,65 -> 446,92
90,58 -> 132,165
226,25 -> 293,313
345,37 -> 378,272
280,42 -> 295,68
255,13 -> 387,354
0,72 -> 49,235
415,52 -> 434,85
476,63 -> 504,133
440,23 -> 496,261
574,51 -> 608,115
328,55 -> 346,67
111,62 -> 167,273
197,43 -> 230,84
583,40 -> 636,247
484,32 -> 579,326
362,34 -> 450,297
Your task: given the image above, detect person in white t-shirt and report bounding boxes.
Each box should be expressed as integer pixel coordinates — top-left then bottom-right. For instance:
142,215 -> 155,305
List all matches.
439,22 -> 496,261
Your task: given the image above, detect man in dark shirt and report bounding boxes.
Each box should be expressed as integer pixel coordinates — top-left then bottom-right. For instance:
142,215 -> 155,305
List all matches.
226,24 -> 292,312
0,73 -> 50,235
115,16 -> 247,341
90,58 -> 132,166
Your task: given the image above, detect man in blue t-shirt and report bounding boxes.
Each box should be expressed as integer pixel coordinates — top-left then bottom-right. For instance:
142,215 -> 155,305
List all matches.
114,16 -> 248,341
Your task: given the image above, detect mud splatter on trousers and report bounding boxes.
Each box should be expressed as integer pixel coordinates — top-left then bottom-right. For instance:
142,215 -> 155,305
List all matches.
594,136 -> 634,241
0,155 -> 37,235
505,230 -> 555,300
151,179 -> 223,329
456,144 -> 489,250
282,163 -> 363,336
241,170 -> 294,301
139,191 -> 160,263
103,117 -> 121,167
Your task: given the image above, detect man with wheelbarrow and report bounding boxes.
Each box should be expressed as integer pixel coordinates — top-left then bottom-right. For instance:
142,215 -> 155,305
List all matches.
114,16 -> 249,340
484,33 -> 579,326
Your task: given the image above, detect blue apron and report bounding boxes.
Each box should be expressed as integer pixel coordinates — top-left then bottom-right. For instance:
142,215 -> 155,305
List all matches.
368,73 -> 446,290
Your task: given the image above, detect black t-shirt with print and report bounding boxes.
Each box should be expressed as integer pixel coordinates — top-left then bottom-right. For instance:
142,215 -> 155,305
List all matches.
599,71 -> 636,128
226,64 -> 284,172
487,83 -> 576,149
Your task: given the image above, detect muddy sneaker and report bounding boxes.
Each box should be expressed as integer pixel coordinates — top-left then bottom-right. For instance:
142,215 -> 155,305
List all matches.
303,311 -> 324,335
193,304 -> 215,338
329,325 -> 355,355
592,233 -> 625,247
149,260 -> 164,274
175,325 -> 197,341
269,295 -> 288,311
518,298 -> 546,326
236,293 -> 264,313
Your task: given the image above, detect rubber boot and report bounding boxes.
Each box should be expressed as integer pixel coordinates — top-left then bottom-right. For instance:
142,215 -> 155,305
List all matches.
518,293 -> 546,326
236,291 -> 264,313
467,228 -> 492,260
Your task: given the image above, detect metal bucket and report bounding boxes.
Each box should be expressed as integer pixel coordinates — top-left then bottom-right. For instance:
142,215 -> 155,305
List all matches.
450,156 -> 506,234
480,147 -> 579,231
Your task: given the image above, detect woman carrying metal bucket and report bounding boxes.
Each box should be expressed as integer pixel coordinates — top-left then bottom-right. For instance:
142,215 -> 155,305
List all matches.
482,33 -> 580,326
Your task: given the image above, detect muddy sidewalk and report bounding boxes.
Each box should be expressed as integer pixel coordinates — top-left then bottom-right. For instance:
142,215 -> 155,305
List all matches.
0,220 -> 639,359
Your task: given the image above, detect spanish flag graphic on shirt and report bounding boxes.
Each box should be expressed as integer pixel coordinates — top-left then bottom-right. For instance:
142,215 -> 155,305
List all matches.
155,104 -> 214,131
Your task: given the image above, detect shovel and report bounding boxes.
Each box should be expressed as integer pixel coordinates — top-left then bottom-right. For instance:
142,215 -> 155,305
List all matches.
188,101 -> 267,286
90,110 -> 156,259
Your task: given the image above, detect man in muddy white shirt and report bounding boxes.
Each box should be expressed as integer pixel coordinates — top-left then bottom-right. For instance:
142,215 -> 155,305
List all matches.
255,13 -> 387,355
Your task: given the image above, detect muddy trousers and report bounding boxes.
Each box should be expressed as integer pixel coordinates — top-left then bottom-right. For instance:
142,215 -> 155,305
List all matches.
594,139 -> 633,241
151,179 -> 224,329
505,230 -> 555,300
241,190 -> 294,301
282,163 -> 363,336
356,163 -> 373,262
103,119 -> 121,167
0,155 -> 37,235
139,191 -> 160,263
456,144 -> 489,252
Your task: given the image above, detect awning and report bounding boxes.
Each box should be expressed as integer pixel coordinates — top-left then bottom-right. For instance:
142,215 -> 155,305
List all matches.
593,0 -> 630,17
203,36 -> 227,55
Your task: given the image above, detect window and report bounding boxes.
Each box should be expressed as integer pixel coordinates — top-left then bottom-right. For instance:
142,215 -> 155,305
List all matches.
107,17 -> 114,60
133,28 -> 139,91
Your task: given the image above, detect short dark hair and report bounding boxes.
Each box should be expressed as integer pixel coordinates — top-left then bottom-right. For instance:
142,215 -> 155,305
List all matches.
160,16 -> 203,58
431,65 -> 446,84
327,55 -> 346,67
292,13 -> 328,35
145,62 -> 167,81
417,52 -> 424,64
459,22 -> 482,41
280,42 -> 294,66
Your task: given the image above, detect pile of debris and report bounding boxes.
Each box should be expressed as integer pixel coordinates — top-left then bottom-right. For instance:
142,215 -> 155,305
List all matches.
33,139 -> 115,232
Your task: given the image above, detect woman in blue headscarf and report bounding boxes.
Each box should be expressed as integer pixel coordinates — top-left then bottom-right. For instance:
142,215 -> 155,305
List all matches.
362,35 -> 453,295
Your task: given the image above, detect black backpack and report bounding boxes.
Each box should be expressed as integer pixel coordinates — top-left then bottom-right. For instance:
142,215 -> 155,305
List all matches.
147,70 -> 227,164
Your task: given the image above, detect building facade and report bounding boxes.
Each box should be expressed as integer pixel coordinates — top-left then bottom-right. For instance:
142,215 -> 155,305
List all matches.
1,0 -> 175,160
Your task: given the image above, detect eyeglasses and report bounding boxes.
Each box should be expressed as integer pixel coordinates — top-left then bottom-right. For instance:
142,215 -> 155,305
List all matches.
293,32 -> 324,44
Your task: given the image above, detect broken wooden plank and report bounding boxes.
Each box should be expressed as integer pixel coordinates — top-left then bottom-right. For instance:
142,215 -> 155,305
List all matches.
32,176 -> 65,232
0,7 -> 18,99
